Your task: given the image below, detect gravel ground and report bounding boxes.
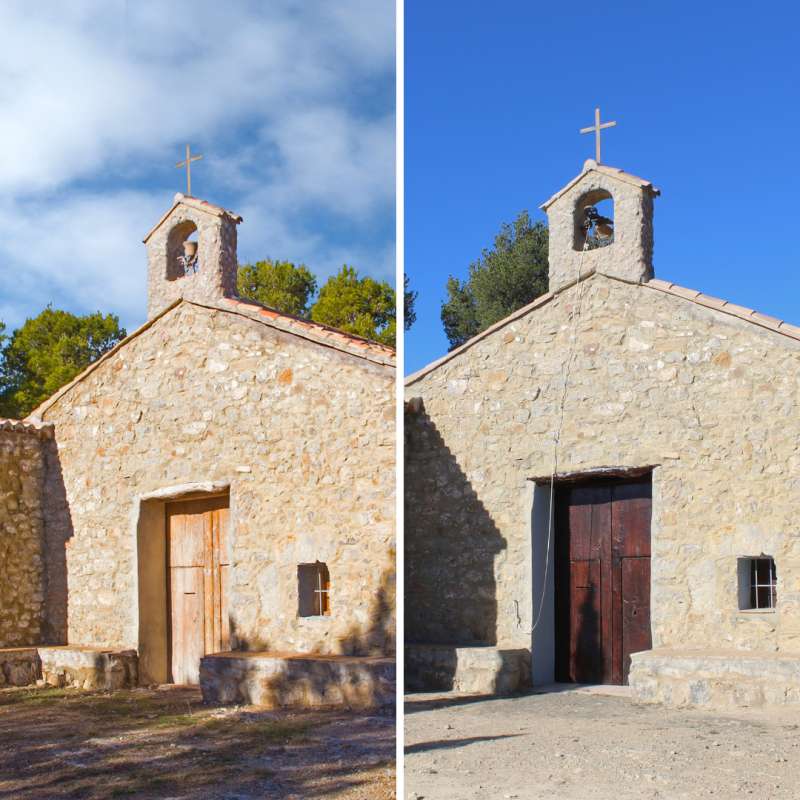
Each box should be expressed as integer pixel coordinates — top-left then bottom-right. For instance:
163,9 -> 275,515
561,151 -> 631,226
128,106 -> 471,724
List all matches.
404,686 -> 800,800
0,685 -> 395,799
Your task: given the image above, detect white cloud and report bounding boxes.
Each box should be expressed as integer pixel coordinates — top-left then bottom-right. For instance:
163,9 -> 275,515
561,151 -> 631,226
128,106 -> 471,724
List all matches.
0,0 -> 395,329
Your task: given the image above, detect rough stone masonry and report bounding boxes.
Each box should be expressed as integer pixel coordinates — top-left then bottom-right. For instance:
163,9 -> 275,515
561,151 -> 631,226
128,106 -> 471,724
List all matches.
0,420 -> 52,650
405,160 -> 800,707
0,193 -> 396,705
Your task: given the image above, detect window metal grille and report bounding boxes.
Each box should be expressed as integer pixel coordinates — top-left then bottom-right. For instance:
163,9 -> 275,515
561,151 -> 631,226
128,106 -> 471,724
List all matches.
298,562 -> 331,617
749,557 -> 777,610
314,564 -> 331,616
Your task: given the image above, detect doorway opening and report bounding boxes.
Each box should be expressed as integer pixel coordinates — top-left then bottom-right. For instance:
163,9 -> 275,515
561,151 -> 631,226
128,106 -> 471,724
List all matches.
531,472 -> 652,687
137,490 -> 231,686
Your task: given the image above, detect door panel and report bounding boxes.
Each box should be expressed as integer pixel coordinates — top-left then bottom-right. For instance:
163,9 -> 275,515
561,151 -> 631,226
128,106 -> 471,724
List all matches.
568,559 -> 603,683
621,557 -> 652,682
167,497 -> 231,685
555,477 -> 652,685
170,567 -> 204,685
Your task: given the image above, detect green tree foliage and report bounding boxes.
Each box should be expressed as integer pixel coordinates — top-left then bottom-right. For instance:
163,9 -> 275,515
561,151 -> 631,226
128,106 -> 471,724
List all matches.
440,211 -> 549,349
310,265 -> 396,347
237,259 -> 318,317
0,307 -> 126,419
404,273 -> 417,331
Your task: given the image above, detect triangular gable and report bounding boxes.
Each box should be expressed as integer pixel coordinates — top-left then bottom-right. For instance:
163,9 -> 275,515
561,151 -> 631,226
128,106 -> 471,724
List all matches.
29,296 -> 395,421
143,194 -> 243,243
405,272 -> 800,386
540,161 -> 660,211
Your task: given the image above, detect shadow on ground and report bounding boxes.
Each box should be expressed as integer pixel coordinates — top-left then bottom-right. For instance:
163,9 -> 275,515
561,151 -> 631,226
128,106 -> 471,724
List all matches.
405,734 -> 521,755
0,685 -> 394,799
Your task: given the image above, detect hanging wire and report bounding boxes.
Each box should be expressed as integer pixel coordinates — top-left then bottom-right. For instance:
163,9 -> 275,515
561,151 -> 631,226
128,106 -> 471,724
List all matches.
530,217 -> 594,633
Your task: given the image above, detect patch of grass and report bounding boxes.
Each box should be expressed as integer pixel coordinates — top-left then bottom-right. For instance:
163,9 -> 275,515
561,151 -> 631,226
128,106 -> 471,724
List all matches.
151,711 -> 206,729
0,686 -> 79,706
194,715 -> 315,746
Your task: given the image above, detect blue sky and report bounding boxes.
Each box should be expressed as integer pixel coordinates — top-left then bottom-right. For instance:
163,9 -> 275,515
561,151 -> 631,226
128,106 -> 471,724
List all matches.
405,1 -> 800,374
0,1 -> 394,334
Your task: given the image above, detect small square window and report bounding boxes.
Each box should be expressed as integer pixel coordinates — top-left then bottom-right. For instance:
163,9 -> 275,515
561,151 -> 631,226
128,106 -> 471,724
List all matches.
737,556 -> 777,611
298,562 -> 331,617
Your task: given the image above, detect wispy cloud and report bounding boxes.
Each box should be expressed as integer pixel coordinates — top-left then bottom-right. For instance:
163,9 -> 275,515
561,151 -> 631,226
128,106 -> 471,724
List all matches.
0,0 -> 395,330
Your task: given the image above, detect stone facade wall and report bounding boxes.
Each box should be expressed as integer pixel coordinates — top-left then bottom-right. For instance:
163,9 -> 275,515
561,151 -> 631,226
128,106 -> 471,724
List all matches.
146,197 -> 239,319
405,274 -> 800,655
39,301 -> 395,660
0,425 -> 50,647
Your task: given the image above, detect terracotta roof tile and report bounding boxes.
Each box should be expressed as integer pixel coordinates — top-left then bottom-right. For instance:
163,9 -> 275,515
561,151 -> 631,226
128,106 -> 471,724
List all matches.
644,280 -> 800,342
217,297 -> 395,364
664,284 -> 701,301
694,294 -> 728,311
0,418 -> 54,438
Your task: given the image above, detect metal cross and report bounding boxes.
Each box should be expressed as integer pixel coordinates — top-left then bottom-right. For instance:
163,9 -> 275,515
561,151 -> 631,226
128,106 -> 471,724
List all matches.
175,144 -> 203,195
580,107 -> 617,163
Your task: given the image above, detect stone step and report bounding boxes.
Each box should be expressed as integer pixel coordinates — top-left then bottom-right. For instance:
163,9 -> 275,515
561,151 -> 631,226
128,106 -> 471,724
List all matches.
200,651 -> 395,709
405,644 -> 530,695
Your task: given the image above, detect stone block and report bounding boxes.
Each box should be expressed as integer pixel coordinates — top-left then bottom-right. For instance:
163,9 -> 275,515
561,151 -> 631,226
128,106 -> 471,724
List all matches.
37,647 -> 138,690
629,648 -> 800,709
405,644 -> 530,695
0,648 -> 41,686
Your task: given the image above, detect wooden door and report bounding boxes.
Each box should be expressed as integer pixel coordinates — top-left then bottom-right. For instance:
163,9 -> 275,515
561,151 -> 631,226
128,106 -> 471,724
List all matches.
167,496 -> 230,684
554,477 -> 651,685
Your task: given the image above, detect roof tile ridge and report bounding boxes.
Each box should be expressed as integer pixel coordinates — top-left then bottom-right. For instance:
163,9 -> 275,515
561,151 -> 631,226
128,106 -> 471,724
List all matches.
405,274 -> 602,386
644,279 -> 800,342
221,297 -> 396,357
32,299 -> 184,418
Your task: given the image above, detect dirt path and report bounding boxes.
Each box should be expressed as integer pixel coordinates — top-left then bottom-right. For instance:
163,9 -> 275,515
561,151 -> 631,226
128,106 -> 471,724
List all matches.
0,685 -> 395,799
404,687 -> 800,800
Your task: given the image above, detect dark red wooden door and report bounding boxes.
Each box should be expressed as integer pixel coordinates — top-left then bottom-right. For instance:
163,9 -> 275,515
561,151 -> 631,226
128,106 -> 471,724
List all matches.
554,478 -> 652,685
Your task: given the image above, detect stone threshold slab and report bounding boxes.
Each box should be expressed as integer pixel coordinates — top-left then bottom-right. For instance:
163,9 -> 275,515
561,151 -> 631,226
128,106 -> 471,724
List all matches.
200,651 -> 396,709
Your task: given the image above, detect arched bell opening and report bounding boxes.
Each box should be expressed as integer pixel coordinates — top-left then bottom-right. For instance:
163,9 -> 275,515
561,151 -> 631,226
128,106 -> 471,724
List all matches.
166,220 -> 199,281
573,189 -> 615,251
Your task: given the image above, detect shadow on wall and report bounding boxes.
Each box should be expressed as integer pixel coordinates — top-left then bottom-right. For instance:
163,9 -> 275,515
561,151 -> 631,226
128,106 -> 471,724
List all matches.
338,559 -> 396,656
404,402 -> 507,647
41,439 -> 73,645
203,562 -> 397,710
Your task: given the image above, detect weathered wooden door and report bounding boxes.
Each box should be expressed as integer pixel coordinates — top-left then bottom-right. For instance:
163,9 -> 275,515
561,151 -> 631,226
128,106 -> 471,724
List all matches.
167,496 -> 231,684
554,478 -> 651,685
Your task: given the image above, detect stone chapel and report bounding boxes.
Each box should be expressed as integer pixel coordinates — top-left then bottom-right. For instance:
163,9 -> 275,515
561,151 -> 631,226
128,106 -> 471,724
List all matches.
405,160 -> 800,708
0,193 -> 395,708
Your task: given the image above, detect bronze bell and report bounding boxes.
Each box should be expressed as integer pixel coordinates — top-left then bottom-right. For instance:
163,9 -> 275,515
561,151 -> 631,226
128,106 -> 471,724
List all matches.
183,240 -> 198,259
595,221 -> 614,239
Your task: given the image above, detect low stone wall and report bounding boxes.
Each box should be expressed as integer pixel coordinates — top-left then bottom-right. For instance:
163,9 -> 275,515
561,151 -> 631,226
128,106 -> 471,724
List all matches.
0,646 -> 138,690
0,422 -> 52,648
405,644 -> 530,694
200,652 -> 396,709
630,648 -> 800,709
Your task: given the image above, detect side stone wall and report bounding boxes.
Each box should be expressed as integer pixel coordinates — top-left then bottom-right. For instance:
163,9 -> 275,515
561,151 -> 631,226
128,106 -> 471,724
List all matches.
0,423 -> 51,647
405,274 -> 800,656
38,302 -> 395,663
